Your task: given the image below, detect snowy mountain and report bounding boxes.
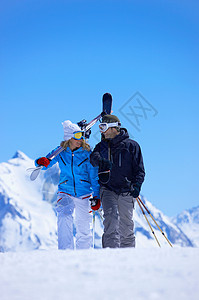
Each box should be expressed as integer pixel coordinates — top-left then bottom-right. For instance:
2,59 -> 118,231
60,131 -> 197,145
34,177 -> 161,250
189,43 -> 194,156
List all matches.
172,206 -> 199,247
0,151 -> 196,252
0,151 -> 57,252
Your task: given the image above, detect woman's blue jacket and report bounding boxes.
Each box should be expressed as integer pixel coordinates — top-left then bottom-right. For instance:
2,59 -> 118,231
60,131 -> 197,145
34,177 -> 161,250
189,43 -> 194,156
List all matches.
35,146 -> 100,199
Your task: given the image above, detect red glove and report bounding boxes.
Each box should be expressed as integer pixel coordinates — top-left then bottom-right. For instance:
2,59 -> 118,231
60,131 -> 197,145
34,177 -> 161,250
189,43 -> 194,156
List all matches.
90,197 -> 101,211
36,157 -> 50,167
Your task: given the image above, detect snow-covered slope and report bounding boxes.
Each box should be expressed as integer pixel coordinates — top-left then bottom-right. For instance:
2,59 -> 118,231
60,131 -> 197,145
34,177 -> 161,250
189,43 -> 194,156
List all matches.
0,151 -> 196,251
172,206 -> 199,247
134,196 -> 194,248
0,248 -> 199,300
0,151 -> 57,252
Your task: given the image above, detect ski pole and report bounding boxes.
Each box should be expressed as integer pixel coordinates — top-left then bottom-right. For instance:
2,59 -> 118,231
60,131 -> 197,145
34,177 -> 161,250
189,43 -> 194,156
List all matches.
92,210 -> 96,249
97,208 -> 104,221
136,197 -> 161,247
137,196 -> 173,247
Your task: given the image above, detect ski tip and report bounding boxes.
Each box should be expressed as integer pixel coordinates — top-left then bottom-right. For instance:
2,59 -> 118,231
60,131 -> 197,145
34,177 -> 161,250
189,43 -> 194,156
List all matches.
29,167 -> 42,181
103,93 -> 112,99
102,93 -> 113,115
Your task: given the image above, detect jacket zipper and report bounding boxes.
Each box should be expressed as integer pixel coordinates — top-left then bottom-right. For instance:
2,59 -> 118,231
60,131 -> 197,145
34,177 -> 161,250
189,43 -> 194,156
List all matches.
71,153 -> 77,196
119,152 -> 122,167
108,141 -> 111,161
59,154 -> 66,165
60,180 -> 68,185
78,157 -> 88,167
80,179 -> 90,184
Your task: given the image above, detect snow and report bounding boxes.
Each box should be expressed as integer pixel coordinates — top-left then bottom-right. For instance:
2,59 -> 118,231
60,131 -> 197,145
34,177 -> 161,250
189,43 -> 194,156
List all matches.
0,248 -> 198,300
173,206 -> 199,247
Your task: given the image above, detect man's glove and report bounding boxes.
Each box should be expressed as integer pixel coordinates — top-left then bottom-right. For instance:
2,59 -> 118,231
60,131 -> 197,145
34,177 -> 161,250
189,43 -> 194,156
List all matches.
36,157 -> 50,167
90,197 -> 101,211
99,158 -> 112,172
131,183 -> 141,198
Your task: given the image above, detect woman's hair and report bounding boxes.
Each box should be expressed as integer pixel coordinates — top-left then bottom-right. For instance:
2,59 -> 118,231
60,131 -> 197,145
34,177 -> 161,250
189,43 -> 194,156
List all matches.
60,139 -> 90,151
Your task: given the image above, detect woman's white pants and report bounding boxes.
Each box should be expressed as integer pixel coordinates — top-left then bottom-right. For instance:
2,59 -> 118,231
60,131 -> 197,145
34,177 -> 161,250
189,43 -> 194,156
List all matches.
56,193 -> 92,250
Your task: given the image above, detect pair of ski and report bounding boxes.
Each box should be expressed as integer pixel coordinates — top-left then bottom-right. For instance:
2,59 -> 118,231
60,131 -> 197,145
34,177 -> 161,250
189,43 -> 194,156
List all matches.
28,93 -> 112,181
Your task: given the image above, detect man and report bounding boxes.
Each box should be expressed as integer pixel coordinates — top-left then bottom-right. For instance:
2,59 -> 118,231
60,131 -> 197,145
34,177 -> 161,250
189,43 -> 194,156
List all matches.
90,115 -> 145,248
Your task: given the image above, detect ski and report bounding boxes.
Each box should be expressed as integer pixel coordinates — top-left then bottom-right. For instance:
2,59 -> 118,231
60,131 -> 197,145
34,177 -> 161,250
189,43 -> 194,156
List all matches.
27,166 -> 43,181
102,93 -> 112,115
29,93 -> 113,181
77,93 -> 113,136
99,93 -> 113,181
28,146 -> 64,181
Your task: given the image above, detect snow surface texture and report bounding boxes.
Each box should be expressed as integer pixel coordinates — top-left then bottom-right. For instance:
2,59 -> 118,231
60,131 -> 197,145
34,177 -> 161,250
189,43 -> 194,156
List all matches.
0,248 -> 198,300
0,151 -> 198,251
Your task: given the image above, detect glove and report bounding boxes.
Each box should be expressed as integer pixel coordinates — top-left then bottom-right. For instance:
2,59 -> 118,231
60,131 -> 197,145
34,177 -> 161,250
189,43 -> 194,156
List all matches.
36,157 -> 50,167
131,183 -> 141,198
99,158 -> 112,172
90,197 -> 101,211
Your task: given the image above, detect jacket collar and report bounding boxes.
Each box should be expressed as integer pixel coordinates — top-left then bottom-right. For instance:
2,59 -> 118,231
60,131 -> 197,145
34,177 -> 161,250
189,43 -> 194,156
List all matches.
103,128 -> 129,146
65,146 -> 84,153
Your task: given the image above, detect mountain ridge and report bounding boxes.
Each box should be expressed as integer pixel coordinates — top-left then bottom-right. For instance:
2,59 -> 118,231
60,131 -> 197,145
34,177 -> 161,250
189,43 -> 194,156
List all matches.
0,150 -> 198,251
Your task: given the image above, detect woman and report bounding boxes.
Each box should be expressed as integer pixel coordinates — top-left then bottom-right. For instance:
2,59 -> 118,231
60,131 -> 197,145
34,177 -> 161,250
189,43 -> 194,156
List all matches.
35,120 -> 100,250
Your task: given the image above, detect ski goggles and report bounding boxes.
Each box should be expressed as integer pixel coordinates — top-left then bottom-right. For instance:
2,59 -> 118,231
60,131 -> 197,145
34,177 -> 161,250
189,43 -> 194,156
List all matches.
99,122 -> 121,133
73,131 -> 84,140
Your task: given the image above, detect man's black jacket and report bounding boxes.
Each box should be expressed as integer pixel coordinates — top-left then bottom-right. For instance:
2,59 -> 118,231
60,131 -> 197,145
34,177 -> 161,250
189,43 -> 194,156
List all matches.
90,128 -> 145,194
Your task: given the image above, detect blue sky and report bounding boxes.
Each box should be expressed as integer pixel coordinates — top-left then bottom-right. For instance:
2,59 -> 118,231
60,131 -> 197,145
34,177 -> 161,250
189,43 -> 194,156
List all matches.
0,0 -> 199,216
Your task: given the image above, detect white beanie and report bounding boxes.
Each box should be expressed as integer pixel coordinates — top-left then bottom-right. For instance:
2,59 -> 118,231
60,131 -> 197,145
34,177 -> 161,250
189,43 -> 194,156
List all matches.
62,120 -> 82,141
